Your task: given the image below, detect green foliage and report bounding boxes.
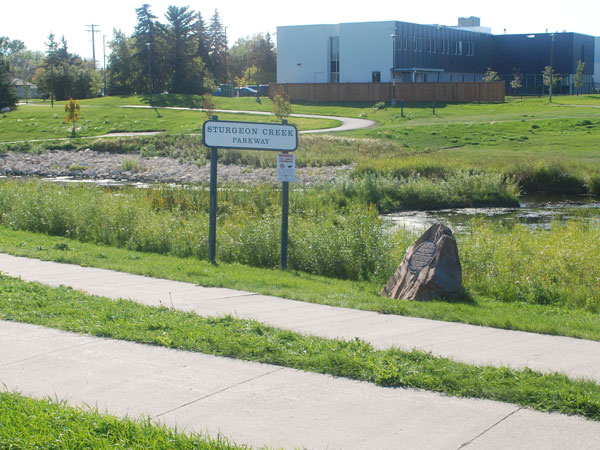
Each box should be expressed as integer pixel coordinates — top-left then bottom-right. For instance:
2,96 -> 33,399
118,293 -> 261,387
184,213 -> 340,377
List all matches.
543,65 -> 561,88
0,57 -> 18,109
272,92 -> 292,120
229,33 -> 276,83
574,60 -> 585,94
34,33 -> 102,101
63,97 -> 80,136
483,67 -> 500,82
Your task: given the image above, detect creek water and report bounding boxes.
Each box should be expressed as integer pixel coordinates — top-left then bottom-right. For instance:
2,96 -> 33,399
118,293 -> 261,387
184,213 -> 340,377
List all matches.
385,196 -> 600,232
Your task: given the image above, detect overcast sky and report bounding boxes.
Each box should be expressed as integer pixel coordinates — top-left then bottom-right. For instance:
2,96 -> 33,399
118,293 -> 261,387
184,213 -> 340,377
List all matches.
2,0 -> 599,61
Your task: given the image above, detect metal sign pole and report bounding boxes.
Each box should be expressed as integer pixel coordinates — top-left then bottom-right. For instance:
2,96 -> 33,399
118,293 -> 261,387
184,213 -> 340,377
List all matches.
280,119 -> 290,270
209,115 -> 218,265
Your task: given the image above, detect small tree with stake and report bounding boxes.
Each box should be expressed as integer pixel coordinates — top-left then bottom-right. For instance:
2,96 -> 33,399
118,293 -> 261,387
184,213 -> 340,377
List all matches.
273,91 -> 292,120
64,98 -> 80,137
510,69 -> 523,99
574,60 -> 585,96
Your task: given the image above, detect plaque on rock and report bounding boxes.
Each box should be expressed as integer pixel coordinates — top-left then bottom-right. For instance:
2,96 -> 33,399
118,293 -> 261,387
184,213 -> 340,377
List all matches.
381,223 -> 462,301
408,241 -> 437,273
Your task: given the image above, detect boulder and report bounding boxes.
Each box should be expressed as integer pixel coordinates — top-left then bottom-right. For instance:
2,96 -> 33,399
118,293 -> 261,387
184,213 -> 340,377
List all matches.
382,222 -> 462,301
0,107 -> 10,114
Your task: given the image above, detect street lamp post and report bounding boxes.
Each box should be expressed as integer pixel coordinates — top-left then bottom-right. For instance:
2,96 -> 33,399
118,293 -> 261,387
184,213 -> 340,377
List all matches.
549,33 -> 555,103
146,42 -> 153,106
391,33 -> 396,106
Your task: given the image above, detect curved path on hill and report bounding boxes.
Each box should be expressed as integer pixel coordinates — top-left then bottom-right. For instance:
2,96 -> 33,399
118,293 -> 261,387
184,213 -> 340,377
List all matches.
118,105 -> 375,134
3,106 -> 374,144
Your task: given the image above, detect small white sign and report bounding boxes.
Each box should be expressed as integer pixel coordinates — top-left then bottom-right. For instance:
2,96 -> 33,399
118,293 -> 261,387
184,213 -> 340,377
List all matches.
277,153 -> 296,182
203,120 -> 298,151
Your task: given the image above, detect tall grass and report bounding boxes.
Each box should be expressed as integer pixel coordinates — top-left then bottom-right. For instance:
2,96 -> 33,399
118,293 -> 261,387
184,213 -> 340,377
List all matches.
0,179 -> 598,310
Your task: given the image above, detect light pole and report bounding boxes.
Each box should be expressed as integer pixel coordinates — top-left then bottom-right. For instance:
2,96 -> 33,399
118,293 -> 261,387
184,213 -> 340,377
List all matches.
391,33 -> 396,106
549,33 -> 555,103
102,35 -> 107,96
146,42 -> 153,106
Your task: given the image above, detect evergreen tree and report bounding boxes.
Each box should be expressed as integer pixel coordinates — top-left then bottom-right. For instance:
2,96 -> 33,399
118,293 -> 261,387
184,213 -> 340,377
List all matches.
0,57 -> 18,109
164,5 -> 200,93
34,34 -> 101,101
132,3 -> 167,94
207,9 -> 228,83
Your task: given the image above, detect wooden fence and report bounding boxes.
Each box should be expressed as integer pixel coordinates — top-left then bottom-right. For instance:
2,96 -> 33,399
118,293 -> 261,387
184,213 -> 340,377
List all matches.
269,81 -> 505,103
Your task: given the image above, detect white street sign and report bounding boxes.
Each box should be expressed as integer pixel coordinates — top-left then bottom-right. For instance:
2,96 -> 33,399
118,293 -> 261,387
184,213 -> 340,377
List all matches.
203,120 -> 298,151
277,153 -> 296,182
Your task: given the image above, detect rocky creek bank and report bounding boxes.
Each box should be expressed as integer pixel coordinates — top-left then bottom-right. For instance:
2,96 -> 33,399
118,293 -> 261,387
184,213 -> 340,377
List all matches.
0,149 -> 352,185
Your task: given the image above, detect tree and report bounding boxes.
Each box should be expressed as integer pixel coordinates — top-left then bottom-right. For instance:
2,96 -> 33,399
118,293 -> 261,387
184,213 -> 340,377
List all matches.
273,91 -> 292,120
132,3 -> 168,95
107,29 -> 135,95
207,9 -> 228,83
483,67 -> 500,82
543,65 -> 561,102
164,5 -> 204,94
229,33 -> 276,84
573,60 -> 585,96
510,69 -> 523,98
35,34 -> 101,101
0,36 -> 25,58
64,97 -> 81,136
0,57 -> 18,109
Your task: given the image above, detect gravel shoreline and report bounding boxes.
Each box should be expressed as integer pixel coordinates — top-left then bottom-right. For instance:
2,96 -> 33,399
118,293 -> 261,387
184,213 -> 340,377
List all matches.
0,149 -> 352,185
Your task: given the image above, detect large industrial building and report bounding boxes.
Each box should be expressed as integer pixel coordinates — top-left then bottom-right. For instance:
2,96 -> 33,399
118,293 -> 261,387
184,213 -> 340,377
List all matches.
276,18 -> 597,95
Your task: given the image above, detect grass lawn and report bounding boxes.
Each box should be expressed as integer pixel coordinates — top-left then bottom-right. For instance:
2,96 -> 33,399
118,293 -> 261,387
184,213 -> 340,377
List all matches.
1,226 -> 599,342
0,98 -> 339,142
2,275 -> 600,421
0,392 -> 252,450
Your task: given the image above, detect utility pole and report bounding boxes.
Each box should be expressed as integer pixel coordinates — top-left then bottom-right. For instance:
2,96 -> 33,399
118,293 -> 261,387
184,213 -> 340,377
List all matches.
86,24 -> 100,66
102,35 -> 107,96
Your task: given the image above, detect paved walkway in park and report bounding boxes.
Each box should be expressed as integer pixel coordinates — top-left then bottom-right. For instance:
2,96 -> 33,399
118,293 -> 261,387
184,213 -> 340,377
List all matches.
119,105 -> 376,134
1,253 -> 599,383
2,319 -> 599,450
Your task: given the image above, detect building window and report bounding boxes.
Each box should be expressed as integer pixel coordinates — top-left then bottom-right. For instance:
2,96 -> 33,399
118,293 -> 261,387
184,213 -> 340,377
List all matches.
372,71 -> 381,83
402,35 -> 408,50
427,38 -> 432,53
456,40 -> 463,55
330,36 -> 339,83
413,36 -> 417,51
442,39 -> 448,54
432,39 -> 436,54
418,36 -> 423,52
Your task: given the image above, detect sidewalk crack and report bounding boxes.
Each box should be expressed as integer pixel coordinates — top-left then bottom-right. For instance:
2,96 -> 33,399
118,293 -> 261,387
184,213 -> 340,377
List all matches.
151,366 -> 286,419
458,407 -> 522,449
0,339 -> 98,368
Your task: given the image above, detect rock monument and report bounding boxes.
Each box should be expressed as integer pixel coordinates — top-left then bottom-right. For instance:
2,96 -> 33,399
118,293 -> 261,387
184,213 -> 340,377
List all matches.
382,222 -> 462,301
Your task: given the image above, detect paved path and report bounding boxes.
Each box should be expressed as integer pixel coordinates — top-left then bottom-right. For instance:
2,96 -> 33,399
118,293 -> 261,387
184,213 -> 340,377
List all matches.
1,253 -> 599,383
119,105 -> 376,134
2,320 -> 599,450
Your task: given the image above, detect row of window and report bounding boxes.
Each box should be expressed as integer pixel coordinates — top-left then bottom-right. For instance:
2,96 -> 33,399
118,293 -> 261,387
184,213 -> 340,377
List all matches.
396,35 -> 476,56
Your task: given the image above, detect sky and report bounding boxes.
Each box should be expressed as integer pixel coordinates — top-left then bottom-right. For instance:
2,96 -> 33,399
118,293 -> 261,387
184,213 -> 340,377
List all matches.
2,0 -> 599,62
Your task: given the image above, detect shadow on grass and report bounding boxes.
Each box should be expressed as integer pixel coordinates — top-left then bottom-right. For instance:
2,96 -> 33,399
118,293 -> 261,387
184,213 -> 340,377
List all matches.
140,94 -> 204,109
376,288 -> 476,314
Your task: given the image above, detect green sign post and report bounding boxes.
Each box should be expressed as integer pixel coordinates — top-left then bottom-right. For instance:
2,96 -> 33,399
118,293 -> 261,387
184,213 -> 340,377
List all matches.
202,117 -> 298,267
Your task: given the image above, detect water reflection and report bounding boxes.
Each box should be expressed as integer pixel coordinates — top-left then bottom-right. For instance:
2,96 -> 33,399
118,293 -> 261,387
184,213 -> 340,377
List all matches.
386,198 -> 600,232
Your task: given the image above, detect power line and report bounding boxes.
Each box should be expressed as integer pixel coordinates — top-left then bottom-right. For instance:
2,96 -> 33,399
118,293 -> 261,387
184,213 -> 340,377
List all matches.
86,24 -> 101,64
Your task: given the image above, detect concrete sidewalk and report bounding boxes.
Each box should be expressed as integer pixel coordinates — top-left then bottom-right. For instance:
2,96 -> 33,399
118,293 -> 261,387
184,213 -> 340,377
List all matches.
2,320 -> 599,450
1,253 -> 599,383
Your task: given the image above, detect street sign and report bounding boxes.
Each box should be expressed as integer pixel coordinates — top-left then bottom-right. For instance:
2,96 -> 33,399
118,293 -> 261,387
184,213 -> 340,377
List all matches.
203,120 -> 298,151
277,153 -> 296,182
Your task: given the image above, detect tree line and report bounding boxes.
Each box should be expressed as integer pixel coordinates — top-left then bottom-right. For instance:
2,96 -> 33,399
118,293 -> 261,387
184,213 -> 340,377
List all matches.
0,3 -> 276,105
